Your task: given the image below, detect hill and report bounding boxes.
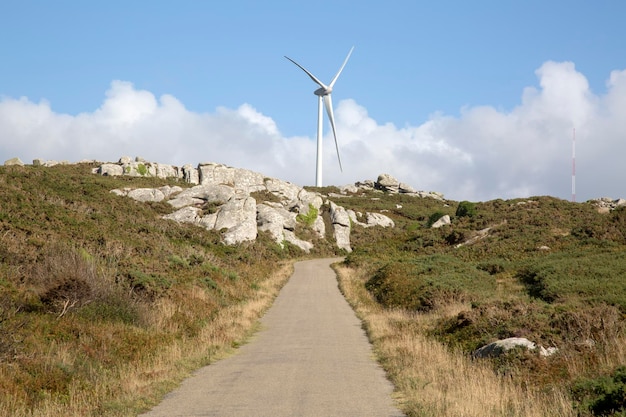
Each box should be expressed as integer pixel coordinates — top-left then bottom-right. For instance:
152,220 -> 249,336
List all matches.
1,161 -> 626,416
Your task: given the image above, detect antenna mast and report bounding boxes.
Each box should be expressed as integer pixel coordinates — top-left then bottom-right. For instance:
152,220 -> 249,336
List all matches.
572,128 -> 576,203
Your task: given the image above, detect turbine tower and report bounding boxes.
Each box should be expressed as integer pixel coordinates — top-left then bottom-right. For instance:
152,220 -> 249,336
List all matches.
285,47 -> 354,187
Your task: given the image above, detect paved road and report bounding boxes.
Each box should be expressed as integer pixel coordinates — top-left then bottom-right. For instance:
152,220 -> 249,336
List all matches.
140,258 -> 404,417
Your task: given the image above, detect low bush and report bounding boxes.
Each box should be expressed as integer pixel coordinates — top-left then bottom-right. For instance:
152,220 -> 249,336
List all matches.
365,255 -> 494,312
572,366 -> 626,416
456,200 -> 477,218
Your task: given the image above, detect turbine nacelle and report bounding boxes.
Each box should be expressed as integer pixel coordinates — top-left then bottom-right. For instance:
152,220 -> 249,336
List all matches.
314,87 -> 331,96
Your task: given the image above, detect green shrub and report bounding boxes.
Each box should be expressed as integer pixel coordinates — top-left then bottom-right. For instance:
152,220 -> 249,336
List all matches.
137,163 -> 148,176
296,204 -> 319,227
128,270 -> 172,298
456,201 -> 477,218
572,366 -> 626,415
365,255 -> 494,312
168,254 -> 189,269
515,249 -> 626,309
77,299 -> 139,325
198,276 -> 219,290
477,259 -> 506,275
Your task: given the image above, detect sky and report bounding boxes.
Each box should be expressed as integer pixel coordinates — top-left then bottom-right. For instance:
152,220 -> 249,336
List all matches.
1,1 -> 625,202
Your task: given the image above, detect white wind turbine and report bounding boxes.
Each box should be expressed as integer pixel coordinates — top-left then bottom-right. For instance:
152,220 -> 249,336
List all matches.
285,47 -> 354,187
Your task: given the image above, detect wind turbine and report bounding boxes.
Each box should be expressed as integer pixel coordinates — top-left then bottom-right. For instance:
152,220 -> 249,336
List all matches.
285,47 -> 354,187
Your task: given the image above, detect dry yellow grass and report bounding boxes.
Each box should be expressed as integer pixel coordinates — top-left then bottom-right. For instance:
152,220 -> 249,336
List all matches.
335,264 -> 576,417
0,261 -> 294,417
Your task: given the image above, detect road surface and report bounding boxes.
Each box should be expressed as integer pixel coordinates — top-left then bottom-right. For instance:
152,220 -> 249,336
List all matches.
140,258 -> 404,417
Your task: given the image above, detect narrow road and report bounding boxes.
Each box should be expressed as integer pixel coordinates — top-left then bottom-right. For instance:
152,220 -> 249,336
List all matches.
140,258 -> 404,417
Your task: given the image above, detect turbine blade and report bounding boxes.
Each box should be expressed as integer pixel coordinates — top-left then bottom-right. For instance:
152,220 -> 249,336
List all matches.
284,56 -> 328,89
323,95 -> 343,172
328,46 -> 354,89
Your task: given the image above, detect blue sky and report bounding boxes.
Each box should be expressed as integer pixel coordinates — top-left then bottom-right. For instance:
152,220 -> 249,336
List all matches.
1,1 -> 625,201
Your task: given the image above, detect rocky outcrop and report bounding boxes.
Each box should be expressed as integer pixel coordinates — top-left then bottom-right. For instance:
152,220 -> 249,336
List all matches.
217,196 -> 258,245
4,157 -> 24,166
127,188 -> 166,203
344,174 -> 445,200
590,197 -> 626,213
454,222 -> 507,248
32,159 -> 73,167
99,158 -> 398,250
366,212 -> 395,228
347,210 -> 395,229
99,163 -> 125,177
199,162 -> 266,192
108,161 -> 394,250
330,202 -> 352,252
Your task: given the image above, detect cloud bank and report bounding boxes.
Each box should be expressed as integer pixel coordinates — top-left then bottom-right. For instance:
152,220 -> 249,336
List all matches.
1,61 -> 625,202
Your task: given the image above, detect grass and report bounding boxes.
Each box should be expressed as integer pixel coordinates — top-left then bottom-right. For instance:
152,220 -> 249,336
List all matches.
337,191 -> 626,416
336,264 -> 575,416
0,163 -> 328,416
3,163 -> 626,416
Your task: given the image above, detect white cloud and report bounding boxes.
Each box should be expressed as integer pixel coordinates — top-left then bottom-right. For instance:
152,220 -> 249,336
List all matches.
1,62 -> 625,202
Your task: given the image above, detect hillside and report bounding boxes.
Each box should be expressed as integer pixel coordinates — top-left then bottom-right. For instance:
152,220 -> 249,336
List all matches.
339,192 -> 626,416
1,161 -> 626,416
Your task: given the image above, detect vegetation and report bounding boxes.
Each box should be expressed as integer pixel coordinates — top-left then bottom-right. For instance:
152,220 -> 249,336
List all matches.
296,203 -> 319,227
338,191 -> 626,416
455,200 -> 477,218
3,162 -> 626,416
0,163 -> 338,416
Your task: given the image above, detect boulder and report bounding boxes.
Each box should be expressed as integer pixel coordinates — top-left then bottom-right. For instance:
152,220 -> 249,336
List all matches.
473,337 -> 537,358
99,163 -> 124,176
199,162 -> 265,192
473,337 -> 557,358
399,182 -> 416,194
431,215 -> 451,228
376,173 -> 400,193
182,164 -> 199,184
257,204 -> 298,245
292,189 -> 324,214
264,178 -> 300,202
168,196 -> 205,209
366,212 -> 395,228
127,188 -> 166,202
110,188 -> 129,197
339,184 -> 359,194
163,206 -> 202,224
218,196 -> 257,245
347,210 -> 368,227
122,161 -> 155,177
347,211 -> 395,228
312,215 -> 326,238
376,173 -> 399,187
330,202 -> 351,252
283,230 -> 314,253
158,185 -> 183,199
154,163 -> 180,179
355,180 -> 375,190
4,157 -> 24,166
174,184 -> 235,204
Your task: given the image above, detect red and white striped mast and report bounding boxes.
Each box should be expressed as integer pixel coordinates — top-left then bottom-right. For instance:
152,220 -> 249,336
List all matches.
572,128 -> 576,202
